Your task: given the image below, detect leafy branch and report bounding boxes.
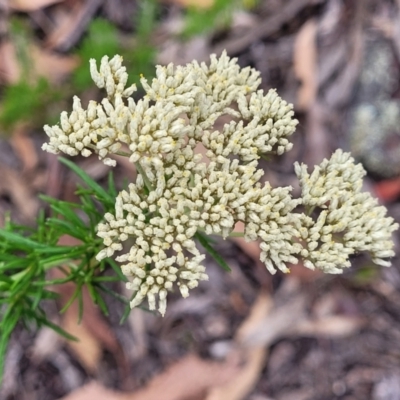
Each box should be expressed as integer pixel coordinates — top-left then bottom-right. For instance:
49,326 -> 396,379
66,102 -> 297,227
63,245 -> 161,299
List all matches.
0,158 -> 120,382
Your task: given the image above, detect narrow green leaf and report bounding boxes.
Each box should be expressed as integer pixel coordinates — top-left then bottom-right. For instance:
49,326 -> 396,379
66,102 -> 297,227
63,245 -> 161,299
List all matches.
43,199 -> 87,233
59,157 -> 113,204
108,170 -> 117,198
120,302 -> 132,324
87,283 -> 109,315
0,258 -> 30,272
32,276 -> 45,310
38,317 -> 78,341
0,229 -> 45,250
97,283 -> 128,304
46,218 -> 85,240
194,232 -> 231,272
107,258 -> 128,282
77,289 -> 84,324
60,284 -> 81,313
195,230 -> 217,245
0,313 -> 19,386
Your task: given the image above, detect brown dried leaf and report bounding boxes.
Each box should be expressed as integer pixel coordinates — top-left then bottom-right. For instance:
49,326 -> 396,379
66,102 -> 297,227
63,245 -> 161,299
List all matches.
374,177 -> 400,202
45,0 -> 103,51
303,102 -> 331,167
130,354 -> 239,400
54,236 -> 125,375
206,294 -> 272,400
171,0 -> 214,8
0,163 -> 39,222
61,354 -> 240,400
0,38 -> 77,85
58,381 -> 129,400
30,44 -> 79,83
10,125 -> 39,172
206,349 -> 266,400
9,0 -> 63,11
235,294 -> 273,342
293,19 -> 318,111
240,278 -> 307,348
62,304 -> 102,374
293,315 -> 365,338
31,326 -> 62,361
0,41 -> 21,84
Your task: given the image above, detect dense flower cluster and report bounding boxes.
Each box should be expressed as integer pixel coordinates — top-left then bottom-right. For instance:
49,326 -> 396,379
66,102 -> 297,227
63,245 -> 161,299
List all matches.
43,56 -> 136,166
42,52 -> 398,315
295,150 -> 398,273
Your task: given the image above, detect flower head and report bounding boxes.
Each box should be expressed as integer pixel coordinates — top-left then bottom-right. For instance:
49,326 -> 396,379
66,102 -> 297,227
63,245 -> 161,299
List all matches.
295,150 -> 398,273
43,53 -> 398,315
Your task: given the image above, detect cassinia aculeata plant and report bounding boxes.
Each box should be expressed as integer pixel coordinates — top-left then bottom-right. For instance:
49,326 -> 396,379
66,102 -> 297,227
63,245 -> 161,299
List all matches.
42,52 -> 398,316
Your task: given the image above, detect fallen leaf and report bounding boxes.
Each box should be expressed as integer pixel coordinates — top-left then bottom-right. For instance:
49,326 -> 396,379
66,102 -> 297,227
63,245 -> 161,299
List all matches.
206,294 -> 272,400
374,177 -> 400,202
304,102 -> 331,168
58,381 -> 129,400
0,37 -> 78,85
130,354 -> 239,400
0,41 -> 20,84
235,293 -> 273,342
9,0 -> 63,12
60,355 -> 240,400
56,281 -> 309,400
45,0 -> 103,51
54,236 -> 126,376
239,279 -> 307,349
62,300 -> 103,374
293,315 -> 365,338
31,326 -> 62,361
206,348 -> 266,400
10,124 -> 39,172
167,0 -> 214,9
214,0 -> 323,56
0,162 -> 39,222
293,19 -> 318,110
205,280 -> 308,400
322,7 -> 363,108
30,44 -> 79,83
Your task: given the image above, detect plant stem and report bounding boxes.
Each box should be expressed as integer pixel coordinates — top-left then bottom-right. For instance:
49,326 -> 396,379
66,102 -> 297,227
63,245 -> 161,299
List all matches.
307,205 -> 316,216
228,231 -> 245,237
260,153 -> 270,162
135,161 -> 155,192
115,150 -> 131,157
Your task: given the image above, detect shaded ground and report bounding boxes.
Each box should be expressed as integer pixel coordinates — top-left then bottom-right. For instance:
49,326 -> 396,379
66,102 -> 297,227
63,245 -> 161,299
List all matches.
1,0 -> 400,399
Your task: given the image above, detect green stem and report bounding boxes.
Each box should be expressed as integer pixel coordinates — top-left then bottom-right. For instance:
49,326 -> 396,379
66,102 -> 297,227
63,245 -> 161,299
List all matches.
228,231 -> 245,238
115,150 -> 131,157
260,153 -> 270,162
307,205 -> 316,216
135,161 -> 155,192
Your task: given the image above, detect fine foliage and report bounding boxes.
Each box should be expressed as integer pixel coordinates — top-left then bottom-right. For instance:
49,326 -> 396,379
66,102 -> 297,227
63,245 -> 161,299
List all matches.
0,160 -> 128,382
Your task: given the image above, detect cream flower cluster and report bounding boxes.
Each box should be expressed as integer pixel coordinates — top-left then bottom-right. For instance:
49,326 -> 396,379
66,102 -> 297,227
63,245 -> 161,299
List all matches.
43,56 -> 136,167
295,150 -> 398,273
42,52 -> 398,315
